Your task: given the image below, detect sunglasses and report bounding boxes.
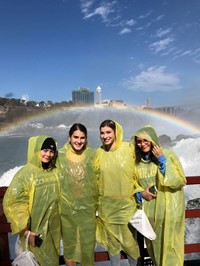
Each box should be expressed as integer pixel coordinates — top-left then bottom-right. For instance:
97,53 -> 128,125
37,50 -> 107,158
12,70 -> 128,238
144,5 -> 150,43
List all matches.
136,139 -> 150,146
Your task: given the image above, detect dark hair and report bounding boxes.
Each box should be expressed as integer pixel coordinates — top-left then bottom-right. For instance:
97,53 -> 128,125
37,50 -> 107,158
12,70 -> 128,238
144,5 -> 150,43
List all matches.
99,120 -> 116,133
69,123 -> 87,138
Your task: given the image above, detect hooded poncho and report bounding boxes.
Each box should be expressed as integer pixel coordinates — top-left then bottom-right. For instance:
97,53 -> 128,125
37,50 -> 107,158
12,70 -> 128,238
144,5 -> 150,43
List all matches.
95,121 -> 140,258
3,135 -> 61,266
132,125 -> 186,266
58,142 -> 97,266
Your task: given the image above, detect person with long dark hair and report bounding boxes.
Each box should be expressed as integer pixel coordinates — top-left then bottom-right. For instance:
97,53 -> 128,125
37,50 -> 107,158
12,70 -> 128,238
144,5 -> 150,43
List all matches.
130,125 -> 186,266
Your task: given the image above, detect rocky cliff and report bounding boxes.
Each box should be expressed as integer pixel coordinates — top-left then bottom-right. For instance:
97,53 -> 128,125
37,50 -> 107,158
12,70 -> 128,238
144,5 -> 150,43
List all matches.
0,106 -> 46,129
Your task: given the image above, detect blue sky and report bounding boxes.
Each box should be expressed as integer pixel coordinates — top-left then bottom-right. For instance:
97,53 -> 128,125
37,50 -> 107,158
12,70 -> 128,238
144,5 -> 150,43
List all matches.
0,0 -> 200,107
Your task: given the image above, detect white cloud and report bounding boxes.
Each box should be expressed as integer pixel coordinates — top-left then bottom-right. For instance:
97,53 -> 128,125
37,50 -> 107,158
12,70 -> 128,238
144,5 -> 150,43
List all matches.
181,50 -> 192,56
136,26 -> 144,31
119,28 -> 132,35
171,48 -> 200,62
156,15 -> 165,21
149,37 -> 174,53
80,0 -> 95,13
110,16 -> 137,27
81,1 -> 116,23
145,21 -> 152,28
160,46 -> 176,56
126,19 -> 136,26
80,1 -> 137,35
123,66 -> 182,92
138,10 -> 152,20
193,54 -> 200,64
155,28 -> 172,38
192,48 -> 200,64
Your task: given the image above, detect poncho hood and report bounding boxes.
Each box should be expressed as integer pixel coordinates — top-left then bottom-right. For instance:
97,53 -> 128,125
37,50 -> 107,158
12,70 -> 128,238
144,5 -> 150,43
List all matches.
133,125 -> 161,147
101,120 -> 123,151
114,121 -> 123,149
27,135 -> 56,168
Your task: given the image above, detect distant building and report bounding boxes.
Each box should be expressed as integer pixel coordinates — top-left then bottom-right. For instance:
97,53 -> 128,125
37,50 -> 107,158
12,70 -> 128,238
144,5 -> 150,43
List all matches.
96,86 -> 102,104
110,99 -> 126,108
142,98 -> 151,109
100,99 -> 126,108
72,87 -> 94,106
146,98 -> 150,108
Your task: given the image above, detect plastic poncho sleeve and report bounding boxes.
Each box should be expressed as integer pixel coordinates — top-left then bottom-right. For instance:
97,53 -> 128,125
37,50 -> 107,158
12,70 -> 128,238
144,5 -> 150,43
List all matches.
158,149 -> 186,189
3,166 -> 33,234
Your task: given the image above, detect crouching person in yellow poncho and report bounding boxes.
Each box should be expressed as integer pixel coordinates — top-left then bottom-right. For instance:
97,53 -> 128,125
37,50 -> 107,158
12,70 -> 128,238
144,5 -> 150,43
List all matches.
130,125 -> 186,266
95,120 -> 140,266
3,136 -> 61,266
57,123 -> 98,266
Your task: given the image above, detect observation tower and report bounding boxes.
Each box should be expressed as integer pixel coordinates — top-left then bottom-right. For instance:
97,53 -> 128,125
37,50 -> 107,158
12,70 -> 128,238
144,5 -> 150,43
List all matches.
96,86 -> 102,104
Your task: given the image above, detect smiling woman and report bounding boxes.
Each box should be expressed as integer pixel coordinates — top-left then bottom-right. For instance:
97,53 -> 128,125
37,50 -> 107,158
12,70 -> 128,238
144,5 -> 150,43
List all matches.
57,123 -> 97,266
95,119 -> 140,266
130,125 -> 186,266
3,135 -> 61,266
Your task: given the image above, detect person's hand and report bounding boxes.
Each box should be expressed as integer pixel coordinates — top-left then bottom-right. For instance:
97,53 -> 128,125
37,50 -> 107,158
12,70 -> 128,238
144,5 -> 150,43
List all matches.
152,145 -> 163,158
23,230 -> 37,247
142,185 -> 157,201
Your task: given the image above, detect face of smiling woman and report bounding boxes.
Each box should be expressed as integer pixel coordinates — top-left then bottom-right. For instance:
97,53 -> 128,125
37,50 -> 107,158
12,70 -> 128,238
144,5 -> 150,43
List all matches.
100,126 -> 116,151
68,129 -> 87,152
41,149 -> 55,163
136,137 -> 152,153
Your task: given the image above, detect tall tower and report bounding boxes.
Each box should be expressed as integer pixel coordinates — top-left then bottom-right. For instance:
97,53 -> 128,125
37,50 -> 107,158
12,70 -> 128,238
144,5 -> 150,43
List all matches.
146,98 -> 150,108
96,86 -> 102,104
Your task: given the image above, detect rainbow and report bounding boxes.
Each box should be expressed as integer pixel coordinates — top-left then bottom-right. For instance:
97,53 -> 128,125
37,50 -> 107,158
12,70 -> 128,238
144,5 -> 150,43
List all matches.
136,107 -> 200,135
0,107 -> 200,136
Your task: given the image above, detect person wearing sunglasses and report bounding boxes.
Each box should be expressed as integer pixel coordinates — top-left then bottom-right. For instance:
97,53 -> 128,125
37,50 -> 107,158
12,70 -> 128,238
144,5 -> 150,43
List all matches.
130,125 -> 186,266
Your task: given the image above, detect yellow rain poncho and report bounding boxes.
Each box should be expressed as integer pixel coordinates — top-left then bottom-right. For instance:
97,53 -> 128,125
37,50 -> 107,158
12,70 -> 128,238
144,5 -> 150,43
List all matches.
131,125 -> 186,266
95,121 -> 140,258
58,142 -> 97,266
3,136 -> 61,266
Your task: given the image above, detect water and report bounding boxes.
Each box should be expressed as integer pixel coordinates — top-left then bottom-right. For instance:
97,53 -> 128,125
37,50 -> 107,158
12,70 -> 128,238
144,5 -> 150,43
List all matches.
0,107 -> 200,263
1,107 -> 200,177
